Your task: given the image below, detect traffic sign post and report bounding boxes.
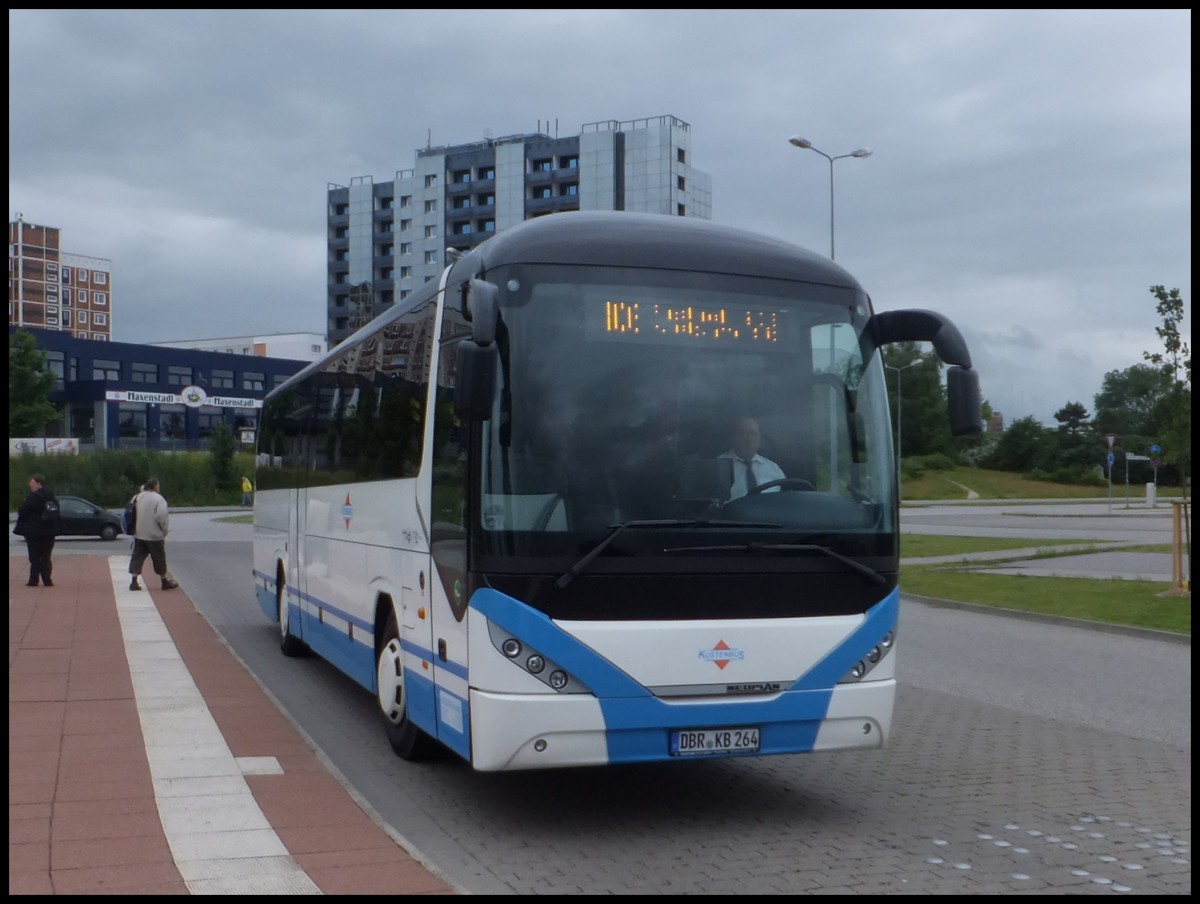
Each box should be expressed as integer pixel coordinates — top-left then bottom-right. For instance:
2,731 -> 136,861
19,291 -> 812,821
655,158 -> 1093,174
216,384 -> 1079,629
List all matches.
1105,444 -> 1113,512
1103,435 -> 1116,512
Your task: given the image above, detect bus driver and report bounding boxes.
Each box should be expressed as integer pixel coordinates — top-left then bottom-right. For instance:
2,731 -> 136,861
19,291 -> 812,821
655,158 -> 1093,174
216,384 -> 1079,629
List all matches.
718,416 -> 785,499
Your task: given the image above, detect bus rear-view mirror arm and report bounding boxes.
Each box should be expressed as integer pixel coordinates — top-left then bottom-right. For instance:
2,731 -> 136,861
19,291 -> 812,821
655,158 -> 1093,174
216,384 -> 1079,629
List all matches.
871,309 -> 982,437
871,308 -> 971,367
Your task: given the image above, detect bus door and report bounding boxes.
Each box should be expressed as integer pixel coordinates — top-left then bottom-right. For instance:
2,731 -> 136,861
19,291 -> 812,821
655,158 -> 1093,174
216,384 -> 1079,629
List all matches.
426,512 -> 471,758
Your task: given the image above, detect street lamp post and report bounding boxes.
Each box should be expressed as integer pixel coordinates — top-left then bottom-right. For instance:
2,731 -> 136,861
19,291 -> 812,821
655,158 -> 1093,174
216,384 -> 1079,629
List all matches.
884,360 -> 922,501
788,136 -> 872,261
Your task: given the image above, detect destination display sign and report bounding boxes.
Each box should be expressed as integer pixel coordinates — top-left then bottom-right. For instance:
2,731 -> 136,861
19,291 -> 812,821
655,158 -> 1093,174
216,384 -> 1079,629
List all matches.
596,299 -> 787,347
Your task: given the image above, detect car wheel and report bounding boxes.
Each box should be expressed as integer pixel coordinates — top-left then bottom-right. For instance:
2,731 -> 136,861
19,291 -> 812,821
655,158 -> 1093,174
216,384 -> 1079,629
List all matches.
99,523 -> 119,541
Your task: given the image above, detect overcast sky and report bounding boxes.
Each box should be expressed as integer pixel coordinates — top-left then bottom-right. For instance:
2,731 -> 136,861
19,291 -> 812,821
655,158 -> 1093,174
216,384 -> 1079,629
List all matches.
9,9 -> 1190,425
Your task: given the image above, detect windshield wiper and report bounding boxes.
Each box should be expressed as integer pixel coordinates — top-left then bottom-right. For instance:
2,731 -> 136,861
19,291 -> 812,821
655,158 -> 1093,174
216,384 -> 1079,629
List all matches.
662,542 -> 887,585
555,518 -> 780,589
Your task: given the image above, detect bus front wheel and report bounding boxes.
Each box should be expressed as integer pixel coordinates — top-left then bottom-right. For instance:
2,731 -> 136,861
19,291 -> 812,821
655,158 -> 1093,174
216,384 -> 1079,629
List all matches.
376,611 -> 435,760
278,568 -> 305,657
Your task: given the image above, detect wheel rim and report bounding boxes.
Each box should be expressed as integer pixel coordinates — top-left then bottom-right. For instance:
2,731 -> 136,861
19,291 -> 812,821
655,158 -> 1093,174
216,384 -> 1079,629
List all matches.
376,637 -> 406,725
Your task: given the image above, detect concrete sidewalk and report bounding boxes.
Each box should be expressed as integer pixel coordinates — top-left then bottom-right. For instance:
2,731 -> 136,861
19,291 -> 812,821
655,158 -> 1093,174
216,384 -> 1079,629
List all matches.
8,553 -> 460,895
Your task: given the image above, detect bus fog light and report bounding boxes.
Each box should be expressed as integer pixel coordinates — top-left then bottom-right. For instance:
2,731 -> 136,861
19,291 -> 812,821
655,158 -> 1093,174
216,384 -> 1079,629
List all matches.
548,670 -> 568,689
501,638 -> 521,658
526,654 -> 545,674
534,739 -> 547,752
850,661 -> 866,679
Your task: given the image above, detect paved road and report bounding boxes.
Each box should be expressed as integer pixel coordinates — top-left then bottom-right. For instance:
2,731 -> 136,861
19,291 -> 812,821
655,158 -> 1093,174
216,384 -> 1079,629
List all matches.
900,500 -> 1188,583
900,499 -> 1178,545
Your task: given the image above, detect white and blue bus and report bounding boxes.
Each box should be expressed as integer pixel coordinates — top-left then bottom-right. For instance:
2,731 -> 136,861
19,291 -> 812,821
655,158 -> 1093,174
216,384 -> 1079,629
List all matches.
253,211 -> 980,771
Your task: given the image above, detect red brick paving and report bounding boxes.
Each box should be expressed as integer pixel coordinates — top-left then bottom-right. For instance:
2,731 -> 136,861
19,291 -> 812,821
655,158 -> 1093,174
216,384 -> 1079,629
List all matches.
8,554 -> 458,895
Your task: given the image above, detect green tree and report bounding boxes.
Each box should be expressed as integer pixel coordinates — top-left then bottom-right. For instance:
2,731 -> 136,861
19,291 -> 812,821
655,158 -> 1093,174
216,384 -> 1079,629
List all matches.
980,415 -> 1056,473
1053,401 -> 1096,472
208,420 -> 238,495
1092,363 -> 1170,437
8,328 -> 60,436
1053,401 -> 1090,434
1143,285 -> 1191,488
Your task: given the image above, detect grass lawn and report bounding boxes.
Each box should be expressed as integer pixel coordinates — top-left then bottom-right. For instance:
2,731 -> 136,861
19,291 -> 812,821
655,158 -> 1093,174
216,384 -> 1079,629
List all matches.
899,533 -> 1188,635
900,567 -> 1190,635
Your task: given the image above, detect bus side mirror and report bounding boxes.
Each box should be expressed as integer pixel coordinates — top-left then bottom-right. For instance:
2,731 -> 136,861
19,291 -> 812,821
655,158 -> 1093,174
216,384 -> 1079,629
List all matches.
872,308 -> 982,434
464,279 -> 498,344
454,279 -> 501,420
946,366 -> 982,436
454,341 -> 497,420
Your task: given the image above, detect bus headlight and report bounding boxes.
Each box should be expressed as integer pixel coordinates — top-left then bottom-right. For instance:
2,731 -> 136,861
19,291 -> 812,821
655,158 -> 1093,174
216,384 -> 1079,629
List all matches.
838,627 -> 896,683
488,625 -> 589,694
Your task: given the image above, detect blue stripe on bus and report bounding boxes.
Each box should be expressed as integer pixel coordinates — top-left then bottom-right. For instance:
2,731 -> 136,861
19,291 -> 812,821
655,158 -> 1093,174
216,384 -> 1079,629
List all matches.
257,575 -> 468,755
291,587 -> 375,633
471,586 -> 898,763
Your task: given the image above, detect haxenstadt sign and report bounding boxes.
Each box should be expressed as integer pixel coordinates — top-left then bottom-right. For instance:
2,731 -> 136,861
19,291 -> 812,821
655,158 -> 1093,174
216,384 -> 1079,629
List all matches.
105,386 -> 263,409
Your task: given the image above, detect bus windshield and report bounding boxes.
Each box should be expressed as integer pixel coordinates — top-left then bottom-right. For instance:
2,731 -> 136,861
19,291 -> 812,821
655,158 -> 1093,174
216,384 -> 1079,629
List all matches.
474,262 -> 897,571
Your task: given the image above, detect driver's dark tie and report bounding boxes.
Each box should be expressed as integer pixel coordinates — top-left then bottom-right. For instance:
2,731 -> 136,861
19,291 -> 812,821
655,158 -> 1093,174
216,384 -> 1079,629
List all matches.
742,458 -> 757,491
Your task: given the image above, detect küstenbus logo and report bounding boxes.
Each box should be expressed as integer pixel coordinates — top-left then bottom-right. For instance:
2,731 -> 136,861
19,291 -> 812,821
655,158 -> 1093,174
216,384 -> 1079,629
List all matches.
699,640 -> 745,670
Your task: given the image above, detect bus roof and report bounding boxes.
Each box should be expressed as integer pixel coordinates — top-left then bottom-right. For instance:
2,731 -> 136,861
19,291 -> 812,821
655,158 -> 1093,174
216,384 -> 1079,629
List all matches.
452,211 -> 863,290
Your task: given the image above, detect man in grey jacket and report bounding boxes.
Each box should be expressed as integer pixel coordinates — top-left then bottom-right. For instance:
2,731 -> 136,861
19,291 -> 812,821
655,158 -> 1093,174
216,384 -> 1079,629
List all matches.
128,477 -> 179,591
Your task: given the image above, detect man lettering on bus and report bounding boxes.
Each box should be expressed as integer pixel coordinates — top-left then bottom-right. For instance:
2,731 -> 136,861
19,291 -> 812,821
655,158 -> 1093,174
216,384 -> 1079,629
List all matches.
719,416 -> 785,499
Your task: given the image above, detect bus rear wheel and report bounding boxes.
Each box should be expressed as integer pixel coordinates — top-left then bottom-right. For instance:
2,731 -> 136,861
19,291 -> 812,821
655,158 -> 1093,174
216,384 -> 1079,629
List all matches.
376,611 -> 435,760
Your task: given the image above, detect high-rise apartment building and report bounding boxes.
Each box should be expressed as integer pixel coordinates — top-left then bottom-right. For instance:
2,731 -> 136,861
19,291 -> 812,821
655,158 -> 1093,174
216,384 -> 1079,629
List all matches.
8,215 -> 113,341
326,114 -> 712,344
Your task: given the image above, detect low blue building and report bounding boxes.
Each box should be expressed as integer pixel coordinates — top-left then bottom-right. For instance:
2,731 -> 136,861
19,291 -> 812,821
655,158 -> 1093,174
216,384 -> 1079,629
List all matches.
12,327 -> 308,451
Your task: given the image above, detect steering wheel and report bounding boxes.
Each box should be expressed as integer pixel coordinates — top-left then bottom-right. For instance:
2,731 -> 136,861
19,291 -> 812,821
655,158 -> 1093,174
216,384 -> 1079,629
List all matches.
747,477 -> 815,495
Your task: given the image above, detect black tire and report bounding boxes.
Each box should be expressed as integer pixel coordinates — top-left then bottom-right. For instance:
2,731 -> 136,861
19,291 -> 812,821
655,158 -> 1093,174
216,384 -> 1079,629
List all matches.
99,523 -> 119,541
376,610 -> 436,760
278,567 -> 306,657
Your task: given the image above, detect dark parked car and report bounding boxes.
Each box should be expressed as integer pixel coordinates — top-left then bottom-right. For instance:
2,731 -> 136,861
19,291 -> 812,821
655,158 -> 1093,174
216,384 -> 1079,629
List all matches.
55,495 -> 124,541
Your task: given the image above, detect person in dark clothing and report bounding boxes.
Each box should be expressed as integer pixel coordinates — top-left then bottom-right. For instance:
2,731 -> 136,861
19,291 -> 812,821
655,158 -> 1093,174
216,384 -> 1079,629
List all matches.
13,473 -> 59,587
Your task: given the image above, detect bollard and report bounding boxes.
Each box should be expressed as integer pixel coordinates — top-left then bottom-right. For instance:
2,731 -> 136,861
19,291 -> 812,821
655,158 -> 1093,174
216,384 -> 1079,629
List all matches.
1146,482 -> 1157,507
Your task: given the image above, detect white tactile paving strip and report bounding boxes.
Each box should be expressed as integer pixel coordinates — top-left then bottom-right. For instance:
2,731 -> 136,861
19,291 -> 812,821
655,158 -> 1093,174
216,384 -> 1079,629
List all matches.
109,557 -> 322,894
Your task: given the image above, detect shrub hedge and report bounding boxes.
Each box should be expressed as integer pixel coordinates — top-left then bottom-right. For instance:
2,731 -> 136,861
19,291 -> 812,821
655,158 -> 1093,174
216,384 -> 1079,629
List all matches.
9,449 -> 257,511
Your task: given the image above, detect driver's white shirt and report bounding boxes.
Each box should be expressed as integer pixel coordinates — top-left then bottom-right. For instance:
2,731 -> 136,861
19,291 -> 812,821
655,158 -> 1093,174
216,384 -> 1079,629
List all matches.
717,450 -> 786,499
